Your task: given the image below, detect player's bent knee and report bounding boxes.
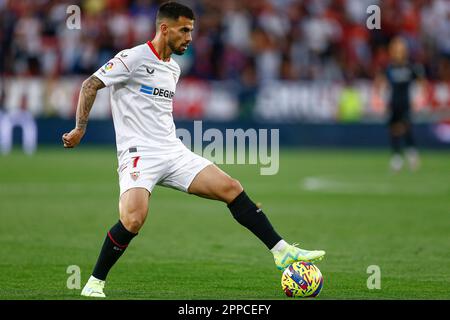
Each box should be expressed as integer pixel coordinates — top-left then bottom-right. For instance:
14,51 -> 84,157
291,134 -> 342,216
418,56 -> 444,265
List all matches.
120,214 -> 145,233
120,207 -> 148,233
118,188 -> 150,232
222,178 -> 243,203
231,178 -> 244,193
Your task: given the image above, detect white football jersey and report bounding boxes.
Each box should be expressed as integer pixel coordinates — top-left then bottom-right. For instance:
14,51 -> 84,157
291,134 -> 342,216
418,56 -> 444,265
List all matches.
94,41 -> 183,157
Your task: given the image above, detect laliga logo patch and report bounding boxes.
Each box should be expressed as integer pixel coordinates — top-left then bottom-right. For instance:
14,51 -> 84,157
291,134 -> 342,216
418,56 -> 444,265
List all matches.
130,171 -> 140,181
104,62 -> 114,71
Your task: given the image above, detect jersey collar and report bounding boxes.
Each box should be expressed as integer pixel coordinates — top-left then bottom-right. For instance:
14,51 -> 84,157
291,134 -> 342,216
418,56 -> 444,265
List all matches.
147,41 -> 170,62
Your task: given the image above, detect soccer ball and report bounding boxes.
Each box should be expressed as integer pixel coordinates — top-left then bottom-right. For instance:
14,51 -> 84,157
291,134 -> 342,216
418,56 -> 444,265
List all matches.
281,261 -> 323,298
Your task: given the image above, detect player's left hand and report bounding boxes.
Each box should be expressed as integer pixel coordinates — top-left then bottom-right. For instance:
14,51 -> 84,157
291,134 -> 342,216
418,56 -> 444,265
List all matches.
62,128 -> 85,148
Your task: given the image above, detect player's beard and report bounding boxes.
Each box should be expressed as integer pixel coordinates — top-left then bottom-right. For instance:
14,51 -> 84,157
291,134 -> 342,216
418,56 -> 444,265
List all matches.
169,39 -> 187,55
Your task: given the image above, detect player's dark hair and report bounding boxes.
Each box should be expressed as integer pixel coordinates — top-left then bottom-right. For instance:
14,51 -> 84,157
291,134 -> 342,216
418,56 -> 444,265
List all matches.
156,1 -> 195,24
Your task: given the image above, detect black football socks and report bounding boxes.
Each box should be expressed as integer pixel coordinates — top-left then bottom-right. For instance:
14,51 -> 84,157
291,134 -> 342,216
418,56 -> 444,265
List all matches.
92,220 -> 137,281
228,191 -> 282,249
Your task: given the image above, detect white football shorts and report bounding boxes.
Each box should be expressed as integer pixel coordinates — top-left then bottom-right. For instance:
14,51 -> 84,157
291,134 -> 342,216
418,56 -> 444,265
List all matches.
117,144 -> 213,196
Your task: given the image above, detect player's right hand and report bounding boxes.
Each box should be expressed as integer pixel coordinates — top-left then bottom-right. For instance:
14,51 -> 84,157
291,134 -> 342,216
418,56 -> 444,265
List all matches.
62,128 -> 85,148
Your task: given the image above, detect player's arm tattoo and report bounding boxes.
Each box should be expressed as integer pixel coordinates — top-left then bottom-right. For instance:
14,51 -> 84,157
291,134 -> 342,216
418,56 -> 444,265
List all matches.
75,75 -> 106,130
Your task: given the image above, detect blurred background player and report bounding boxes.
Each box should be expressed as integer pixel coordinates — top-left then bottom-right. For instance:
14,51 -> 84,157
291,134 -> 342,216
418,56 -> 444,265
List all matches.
0,80 -> 37,156
0,105 -> 38,156
0,84 -> 3,152
0,82 -> 38,155
376,37 -> 426,172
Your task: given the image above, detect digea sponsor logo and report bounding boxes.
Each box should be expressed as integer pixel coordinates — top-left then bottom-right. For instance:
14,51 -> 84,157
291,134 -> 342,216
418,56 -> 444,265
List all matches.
140,85 -> 174,99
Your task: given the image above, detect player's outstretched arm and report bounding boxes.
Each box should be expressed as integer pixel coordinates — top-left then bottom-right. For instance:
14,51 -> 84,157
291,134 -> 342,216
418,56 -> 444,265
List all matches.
62,75 -> 105,148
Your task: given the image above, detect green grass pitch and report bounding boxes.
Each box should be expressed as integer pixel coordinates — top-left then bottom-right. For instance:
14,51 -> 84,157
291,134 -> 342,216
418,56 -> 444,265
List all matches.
0,147 -> 449,299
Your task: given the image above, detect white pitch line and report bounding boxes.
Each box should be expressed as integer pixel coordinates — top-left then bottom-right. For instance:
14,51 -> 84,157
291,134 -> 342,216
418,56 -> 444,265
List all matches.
300,176 -> 444,195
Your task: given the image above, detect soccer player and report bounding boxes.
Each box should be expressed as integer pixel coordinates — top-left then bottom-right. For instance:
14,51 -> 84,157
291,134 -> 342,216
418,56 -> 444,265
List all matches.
62,2 -> 325,298
377,37 -> 425,171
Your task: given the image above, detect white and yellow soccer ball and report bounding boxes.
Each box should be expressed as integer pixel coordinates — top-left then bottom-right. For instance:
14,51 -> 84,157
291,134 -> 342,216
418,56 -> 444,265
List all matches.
281,261 -> 323,298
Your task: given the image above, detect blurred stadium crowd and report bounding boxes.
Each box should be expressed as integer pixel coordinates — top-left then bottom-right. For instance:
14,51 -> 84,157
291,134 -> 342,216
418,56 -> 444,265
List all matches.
1,0 -> 449,83
0,0 -> 449,152
0,0 -> 449,127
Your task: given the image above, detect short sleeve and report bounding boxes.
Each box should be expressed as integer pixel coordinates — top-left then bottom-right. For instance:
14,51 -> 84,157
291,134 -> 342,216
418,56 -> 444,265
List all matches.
93,49 -> 140,87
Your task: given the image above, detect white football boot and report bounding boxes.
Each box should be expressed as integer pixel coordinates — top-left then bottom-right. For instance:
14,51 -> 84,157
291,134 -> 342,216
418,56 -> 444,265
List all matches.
81,276 -> 106,298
